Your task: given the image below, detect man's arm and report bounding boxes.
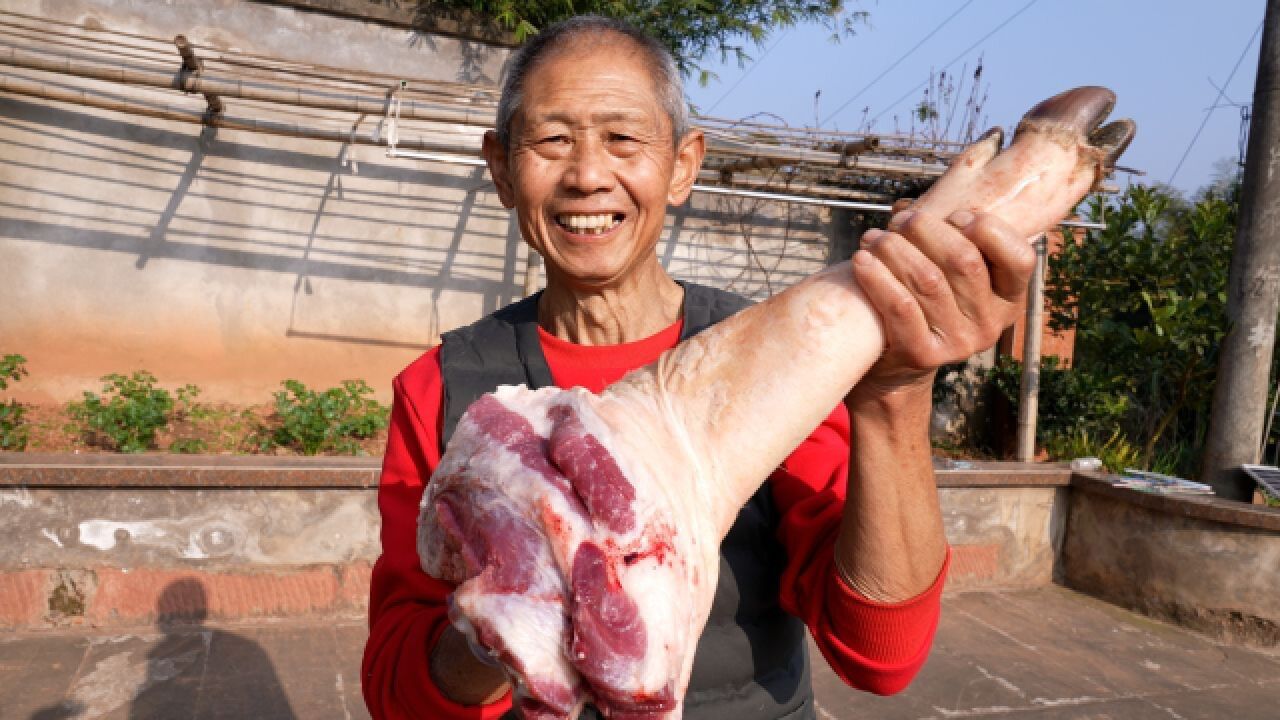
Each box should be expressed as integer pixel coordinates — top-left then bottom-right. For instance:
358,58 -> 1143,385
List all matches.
836,209 -> 1035,601
837,380 -> 945,602
362,359 -> 513,719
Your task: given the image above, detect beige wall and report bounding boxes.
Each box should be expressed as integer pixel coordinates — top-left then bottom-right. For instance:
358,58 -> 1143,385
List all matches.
0,1 -> 836,404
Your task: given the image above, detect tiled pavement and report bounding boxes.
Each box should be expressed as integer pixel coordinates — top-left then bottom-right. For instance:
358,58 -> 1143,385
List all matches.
2,585 -> 1276,719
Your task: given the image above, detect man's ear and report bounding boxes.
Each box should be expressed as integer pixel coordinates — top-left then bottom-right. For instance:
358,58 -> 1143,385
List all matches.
483,130 -> 516,209
667,128 -> 706,206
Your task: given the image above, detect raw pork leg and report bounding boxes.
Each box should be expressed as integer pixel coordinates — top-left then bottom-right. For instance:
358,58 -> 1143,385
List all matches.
419,87 -> 1134,719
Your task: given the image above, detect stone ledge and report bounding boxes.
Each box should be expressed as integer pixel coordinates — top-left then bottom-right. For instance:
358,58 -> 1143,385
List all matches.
1071,471 -> 1280,532
0,453 -> 380,488
1,454 -> 1074,489
935,461 -> 1071,487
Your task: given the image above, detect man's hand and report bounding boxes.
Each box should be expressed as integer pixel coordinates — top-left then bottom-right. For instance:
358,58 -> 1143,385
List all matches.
833,207 -> 1037,602
851,208 -> 1037,395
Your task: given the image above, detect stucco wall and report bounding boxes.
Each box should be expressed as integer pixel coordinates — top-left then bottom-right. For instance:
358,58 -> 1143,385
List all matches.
1062,479 -> 1280,648
0,457 -> 1069,629
0,0 -> 837,404
940,486 -> 1066,591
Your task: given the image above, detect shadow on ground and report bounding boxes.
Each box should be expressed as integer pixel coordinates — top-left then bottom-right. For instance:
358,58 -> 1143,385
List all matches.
3,585 -> 1278,719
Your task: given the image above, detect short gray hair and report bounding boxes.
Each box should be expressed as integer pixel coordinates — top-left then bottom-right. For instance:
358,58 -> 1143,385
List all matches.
494,15 -> 689,149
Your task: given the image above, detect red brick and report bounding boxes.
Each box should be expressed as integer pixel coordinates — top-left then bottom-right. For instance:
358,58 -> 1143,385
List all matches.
87,567 -> 349,626
949,544 -> 1001,582
337,561 -> 373,611
0,569 -> 49,628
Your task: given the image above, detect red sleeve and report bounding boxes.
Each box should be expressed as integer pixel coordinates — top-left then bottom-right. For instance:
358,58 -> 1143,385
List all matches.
772,405 -> 950,696
361,348 -> 514,720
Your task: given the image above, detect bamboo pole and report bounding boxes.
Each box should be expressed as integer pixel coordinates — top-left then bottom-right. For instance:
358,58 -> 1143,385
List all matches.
1,43 -> 951,181
0,72 -> 478,155
0,44 -> 497,127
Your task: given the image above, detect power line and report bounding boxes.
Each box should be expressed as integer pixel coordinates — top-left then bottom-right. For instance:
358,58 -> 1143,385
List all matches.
705,30 -> 791,114
1167,21 -> 1264,186
820,0 -> 975,127
865,0 -> 1040,128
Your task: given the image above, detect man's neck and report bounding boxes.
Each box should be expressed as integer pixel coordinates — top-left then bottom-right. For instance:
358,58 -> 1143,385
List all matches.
538,262 -> 683,346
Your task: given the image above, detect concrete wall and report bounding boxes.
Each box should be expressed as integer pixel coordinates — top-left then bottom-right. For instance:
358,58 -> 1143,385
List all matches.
941,486 -> 1066,591
0,459 -> 1071,630
1062,477 -> 1280,649
0,484 -> 378,628
0,0 -> 837,405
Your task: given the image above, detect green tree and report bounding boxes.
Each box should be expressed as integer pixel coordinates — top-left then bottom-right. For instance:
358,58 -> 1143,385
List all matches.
414,1 -> 865,83
1044,184 -> 1236,474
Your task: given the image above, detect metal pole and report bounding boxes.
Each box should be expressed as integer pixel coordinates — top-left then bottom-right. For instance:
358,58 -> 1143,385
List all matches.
1016,233 -> 1048,462
1203,0 -> 1280,499
523,252 -> 543,297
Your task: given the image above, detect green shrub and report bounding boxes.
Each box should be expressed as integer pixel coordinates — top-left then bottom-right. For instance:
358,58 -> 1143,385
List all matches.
0,354 -> 29,451
1047,184 -> 1234,477
986,355 -> 1128,445
68,372 -> 199,453
265,379 -> 389,455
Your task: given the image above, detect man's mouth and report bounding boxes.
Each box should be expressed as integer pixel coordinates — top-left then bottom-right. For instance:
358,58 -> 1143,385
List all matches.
555,213 -> 625,236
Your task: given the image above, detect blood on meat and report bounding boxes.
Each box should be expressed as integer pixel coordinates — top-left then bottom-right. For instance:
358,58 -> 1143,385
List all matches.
570,542 -> 669,714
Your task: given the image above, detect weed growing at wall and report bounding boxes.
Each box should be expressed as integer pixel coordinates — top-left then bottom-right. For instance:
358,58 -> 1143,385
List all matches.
0,354 -> 29,450
262,379 -> 390,456
67,372 -> 200,453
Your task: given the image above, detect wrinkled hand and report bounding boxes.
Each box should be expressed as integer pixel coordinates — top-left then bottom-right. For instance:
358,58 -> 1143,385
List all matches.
851,206 -> 1037,396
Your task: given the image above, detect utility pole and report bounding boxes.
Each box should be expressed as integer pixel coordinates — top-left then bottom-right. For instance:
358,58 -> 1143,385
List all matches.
1203,0 -> 1280,500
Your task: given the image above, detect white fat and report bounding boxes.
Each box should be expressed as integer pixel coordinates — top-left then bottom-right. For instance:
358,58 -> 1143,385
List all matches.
455,588 -> 577,690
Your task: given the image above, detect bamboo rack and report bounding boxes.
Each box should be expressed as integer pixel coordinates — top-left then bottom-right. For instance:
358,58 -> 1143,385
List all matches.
0,8 -> 972,206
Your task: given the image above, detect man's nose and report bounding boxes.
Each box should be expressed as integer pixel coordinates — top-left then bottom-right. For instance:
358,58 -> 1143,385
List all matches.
562,137 -> 616,194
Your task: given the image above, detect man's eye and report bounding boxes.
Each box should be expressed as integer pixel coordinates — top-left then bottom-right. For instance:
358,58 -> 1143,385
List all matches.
540,135 -> 570,145
610,134 -> 637,143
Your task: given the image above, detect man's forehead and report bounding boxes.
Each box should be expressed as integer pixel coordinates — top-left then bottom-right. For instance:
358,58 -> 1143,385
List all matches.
523,108 -> 659,127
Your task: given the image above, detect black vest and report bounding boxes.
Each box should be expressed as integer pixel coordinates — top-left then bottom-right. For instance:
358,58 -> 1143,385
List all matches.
439,282 -> 815,720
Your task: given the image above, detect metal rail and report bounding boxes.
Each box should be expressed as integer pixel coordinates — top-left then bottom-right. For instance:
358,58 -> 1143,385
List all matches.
387,148 -> 1106,228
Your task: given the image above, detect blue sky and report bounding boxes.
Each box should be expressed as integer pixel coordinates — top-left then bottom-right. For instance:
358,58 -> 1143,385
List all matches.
687,0 -> 1265,196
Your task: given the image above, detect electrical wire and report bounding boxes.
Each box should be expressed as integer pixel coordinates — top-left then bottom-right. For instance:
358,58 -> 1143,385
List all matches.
866,0 -> 1040,127
1167,21 -> 1263,186
704,29 -> 790,114
820,0 -> 974,127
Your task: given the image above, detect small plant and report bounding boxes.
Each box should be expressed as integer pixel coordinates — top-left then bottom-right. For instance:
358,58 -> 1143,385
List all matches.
0,354 -> 29,451
168,437 -> 208,454
265,379 -> 389,455
1042,428 -> 1143,474
68,372 -> 199,453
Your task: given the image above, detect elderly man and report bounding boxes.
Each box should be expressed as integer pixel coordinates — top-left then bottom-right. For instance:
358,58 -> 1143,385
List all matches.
363,15 -> 1034,720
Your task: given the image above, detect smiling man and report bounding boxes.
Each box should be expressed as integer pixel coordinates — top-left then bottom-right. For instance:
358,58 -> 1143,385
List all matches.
362,15 -> 1034,720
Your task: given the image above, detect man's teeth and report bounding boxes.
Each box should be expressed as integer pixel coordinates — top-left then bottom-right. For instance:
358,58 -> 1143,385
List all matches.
558,214 -> 620,234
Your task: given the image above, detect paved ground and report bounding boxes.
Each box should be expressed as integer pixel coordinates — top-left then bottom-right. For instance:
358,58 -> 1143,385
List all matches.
1,585 -> 1276,720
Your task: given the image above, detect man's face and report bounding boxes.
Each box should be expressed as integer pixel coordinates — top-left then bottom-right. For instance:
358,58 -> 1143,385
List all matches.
484,39 -> 705,289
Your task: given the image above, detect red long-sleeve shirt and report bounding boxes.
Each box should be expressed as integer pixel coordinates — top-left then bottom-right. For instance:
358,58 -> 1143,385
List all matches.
362,319 -> 948,719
